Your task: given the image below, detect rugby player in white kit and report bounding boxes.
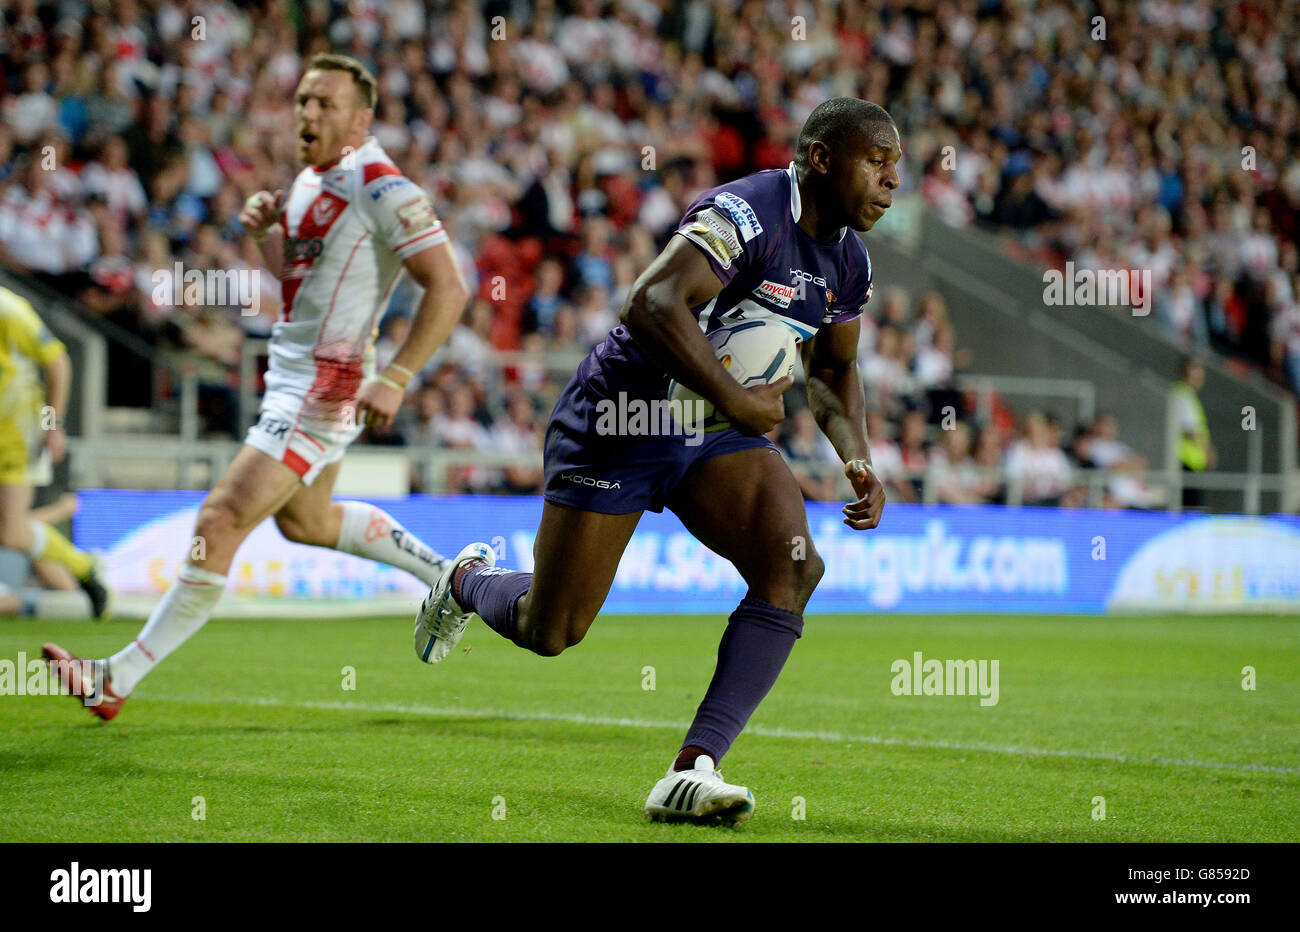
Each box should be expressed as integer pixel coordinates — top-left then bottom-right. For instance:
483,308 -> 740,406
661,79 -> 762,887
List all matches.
44,54 -> 471,719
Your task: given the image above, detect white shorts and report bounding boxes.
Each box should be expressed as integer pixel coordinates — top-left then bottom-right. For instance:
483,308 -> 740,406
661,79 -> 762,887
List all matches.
244,369 -> 367,486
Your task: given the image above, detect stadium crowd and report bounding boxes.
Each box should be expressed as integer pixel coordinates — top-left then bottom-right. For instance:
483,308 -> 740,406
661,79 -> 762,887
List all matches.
0,0 -> 1289,504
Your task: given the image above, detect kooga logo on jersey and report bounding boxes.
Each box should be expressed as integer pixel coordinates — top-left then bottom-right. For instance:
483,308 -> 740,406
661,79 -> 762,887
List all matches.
790,268 -> 828,287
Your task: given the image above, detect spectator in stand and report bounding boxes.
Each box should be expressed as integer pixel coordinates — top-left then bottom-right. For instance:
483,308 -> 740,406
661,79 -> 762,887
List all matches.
0,0 -> 1290,506
80,137 -> 148,231
1270,274 -> 1300,394
522,256 -> 567,336
0,156 -> 76,275
1080,413 -> 1156,510
491,392 -> 544,494
436,382 -> 492,493
375,314 -> 411,376
574,284 -> 617,347
3,61 -> 56,145
972,426 -> 1007,506
407,383 -> 445,449
862,325 -> 916,420
1005,412 -> 1075,507
866,407 -> 913,503
897,409 -> 931,501
931,422 -> 986,505
781,407 -> 841,502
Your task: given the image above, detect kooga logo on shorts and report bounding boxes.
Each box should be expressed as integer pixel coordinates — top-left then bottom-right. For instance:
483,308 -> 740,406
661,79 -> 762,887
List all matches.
563,474 -> 622,490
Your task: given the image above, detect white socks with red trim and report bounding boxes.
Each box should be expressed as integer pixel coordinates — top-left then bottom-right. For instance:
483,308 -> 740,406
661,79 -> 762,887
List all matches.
107,563 -> 227,696
334,501 -> 447,587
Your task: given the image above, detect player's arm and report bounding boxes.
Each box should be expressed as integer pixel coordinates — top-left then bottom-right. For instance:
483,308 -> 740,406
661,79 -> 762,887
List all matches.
621,237 -> 790,435
12,306 -> 72,464
802,321 -> 884,529
238,189 -> 286,279
354,242 -> 470,430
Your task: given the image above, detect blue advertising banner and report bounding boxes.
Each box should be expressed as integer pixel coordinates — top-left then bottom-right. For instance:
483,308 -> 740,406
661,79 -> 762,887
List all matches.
74,491 -> 1300,614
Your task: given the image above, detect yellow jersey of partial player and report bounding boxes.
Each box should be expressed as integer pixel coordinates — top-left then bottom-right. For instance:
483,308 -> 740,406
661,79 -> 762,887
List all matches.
0,287 -> 65,485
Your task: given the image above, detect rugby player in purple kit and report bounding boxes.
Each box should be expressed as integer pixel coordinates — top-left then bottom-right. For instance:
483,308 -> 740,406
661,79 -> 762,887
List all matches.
415,97 -> 897,825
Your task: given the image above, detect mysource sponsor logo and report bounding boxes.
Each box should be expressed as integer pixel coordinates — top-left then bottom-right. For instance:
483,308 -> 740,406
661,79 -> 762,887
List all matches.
50,862 -> 151,912
152,261 -> 262,316
890,650 -> 1000,707
1043,261 -> 1153,316
594,391 -> 708,447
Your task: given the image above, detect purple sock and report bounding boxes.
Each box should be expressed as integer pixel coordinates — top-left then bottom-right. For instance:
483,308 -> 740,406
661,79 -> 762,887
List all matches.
457,564 -> 532,644
681,595 -> 804,765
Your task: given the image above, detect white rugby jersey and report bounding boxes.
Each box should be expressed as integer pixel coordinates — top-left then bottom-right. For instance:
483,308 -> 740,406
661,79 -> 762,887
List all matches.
270,136 -> 446,418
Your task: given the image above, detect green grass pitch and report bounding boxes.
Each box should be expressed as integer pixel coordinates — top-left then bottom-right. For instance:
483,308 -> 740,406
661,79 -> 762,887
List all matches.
1,613 -> 1297,842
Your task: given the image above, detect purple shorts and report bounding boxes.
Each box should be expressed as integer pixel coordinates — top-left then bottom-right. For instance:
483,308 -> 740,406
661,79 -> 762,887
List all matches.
543,371 -> 778,515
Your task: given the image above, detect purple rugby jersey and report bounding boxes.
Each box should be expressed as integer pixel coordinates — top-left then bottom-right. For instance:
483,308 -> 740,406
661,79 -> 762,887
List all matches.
576,163 -> 875,400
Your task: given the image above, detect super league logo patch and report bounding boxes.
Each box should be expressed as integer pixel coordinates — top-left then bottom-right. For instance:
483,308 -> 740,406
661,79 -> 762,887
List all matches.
396,195 -> 438,234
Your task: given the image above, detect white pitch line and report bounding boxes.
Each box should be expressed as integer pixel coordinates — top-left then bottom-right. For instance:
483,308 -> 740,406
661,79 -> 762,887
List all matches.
153,694 -> 1300,777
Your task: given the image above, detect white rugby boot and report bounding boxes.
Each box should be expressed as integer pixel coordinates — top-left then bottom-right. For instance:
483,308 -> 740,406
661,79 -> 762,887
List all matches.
413,542 -> 495,663
644,754 -> 755,825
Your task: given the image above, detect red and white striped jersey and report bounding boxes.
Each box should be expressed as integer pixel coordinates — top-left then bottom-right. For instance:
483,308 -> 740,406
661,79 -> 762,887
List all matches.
269,136 -> 446,421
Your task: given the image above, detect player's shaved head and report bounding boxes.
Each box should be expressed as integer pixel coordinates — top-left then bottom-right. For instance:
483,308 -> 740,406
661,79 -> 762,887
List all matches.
792,97 -> 901,236
795,98 -> 896,171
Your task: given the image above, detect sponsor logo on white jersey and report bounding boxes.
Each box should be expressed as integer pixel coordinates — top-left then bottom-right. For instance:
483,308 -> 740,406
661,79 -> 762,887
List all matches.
369,177 -> 406,200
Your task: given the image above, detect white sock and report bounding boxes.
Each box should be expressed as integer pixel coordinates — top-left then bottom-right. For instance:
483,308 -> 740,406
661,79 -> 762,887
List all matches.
335,501 -> 446,587
108,563 -> 226,696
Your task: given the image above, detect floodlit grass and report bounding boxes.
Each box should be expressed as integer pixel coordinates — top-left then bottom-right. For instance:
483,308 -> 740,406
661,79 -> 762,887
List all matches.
1,613 -> 1296,841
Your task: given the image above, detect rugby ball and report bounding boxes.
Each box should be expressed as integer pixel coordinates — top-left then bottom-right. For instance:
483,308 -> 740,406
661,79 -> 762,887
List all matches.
667,318 -> 801,433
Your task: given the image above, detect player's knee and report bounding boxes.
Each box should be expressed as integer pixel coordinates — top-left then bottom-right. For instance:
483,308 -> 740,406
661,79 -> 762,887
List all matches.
798,550 -> 826,600
763,549 -> 824,612
194,494 -> 252,544
530,625 -> 588,657
193,503 -> 232,543
519,607 -> 593,657
748,547 -> 824,612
